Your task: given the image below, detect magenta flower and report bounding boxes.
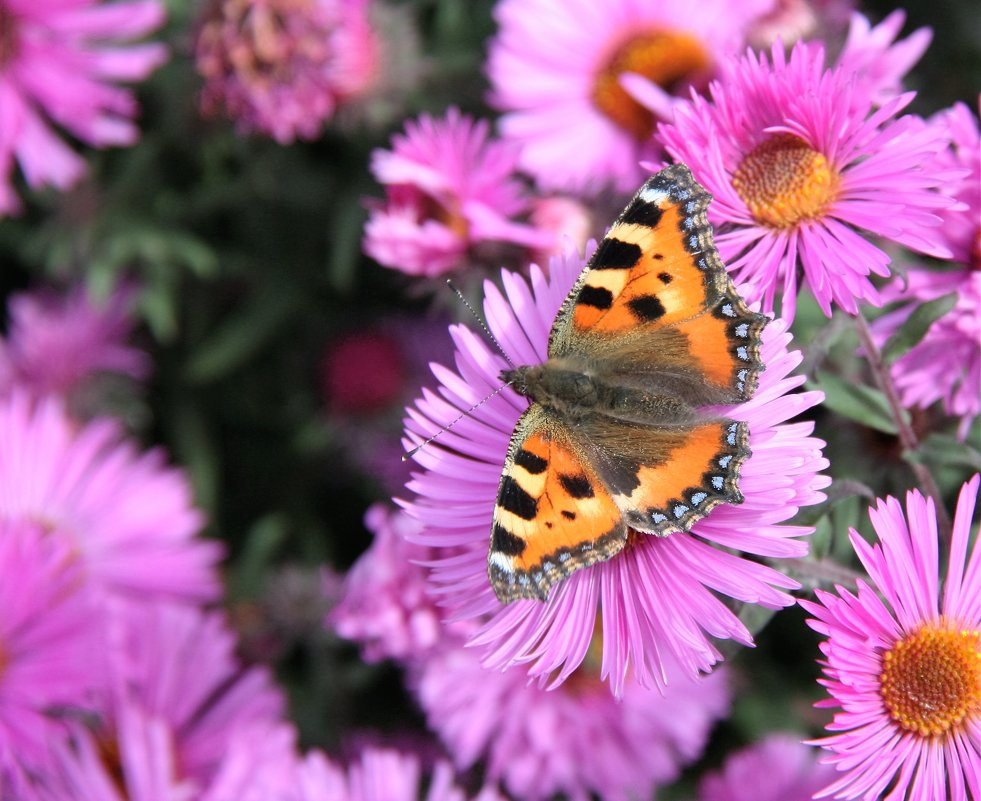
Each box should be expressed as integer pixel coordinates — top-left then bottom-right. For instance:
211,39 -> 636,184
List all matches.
42,710 -> 298,801
363,108 -> 552,278
37,600 -> 290,800
0,392 -> 222,602
0,521 -> 101,782
486,0 -> 769,194
323,747 -> 507,801
0,284 -> 149,402
696,734 -> 837,801
836,11 -> 932,106
195,0 -> 379,143
329,504 -> 458,662
412,638 -> 729,801
801,476 -> 981,800
0,0 -> 167,216
657,41 -> 958,321
401,246 -> 829,695
871,102 -> 980,437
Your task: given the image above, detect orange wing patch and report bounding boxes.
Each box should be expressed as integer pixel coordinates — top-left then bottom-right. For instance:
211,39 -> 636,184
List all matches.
571,197 -> 713,335
609,420 -> 750,535
489,413 -> 627,602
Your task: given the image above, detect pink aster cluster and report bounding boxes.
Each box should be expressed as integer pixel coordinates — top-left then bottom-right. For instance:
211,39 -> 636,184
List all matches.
363,108 -> 554,278
486,0 -> 772,193
872,101 -> 981,438
695,734 -> 837,801
0,284 -> 150,405
330,501 -> 733,801
195,0 -> 379,143
656,38 -> 958,322
0,0 -> 168,216
0,290 -> 291,795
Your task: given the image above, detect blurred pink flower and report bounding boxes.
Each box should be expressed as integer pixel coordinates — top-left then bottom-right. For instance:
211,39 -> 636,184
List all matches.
402,246 -> 828,695
0,521 -> 101,784
486,0 -> 770,194
657,41 -> 959,321
42,711 -> 298,801
195,0 -> 379,143
363,108 -> 553,277
801,476 -> 981,800
745,0 -> 853,49
874,268 -> 980,439
413,640 -> 729,801
0,284 -> 149,401
696,734 -> 837,801
323,747 -> 506,801
871,102 -> 980,437
329,504 -> 455,662
39,601 -> 291,799
0,0 -> 167,215
835,11 -> 932,106
0,392 -> 223,602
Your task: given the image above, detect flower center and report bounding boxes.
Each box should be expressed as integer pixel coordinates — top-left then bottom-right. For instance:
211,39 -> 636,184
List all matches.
879,623 -> 981,737
732,134 -> 839,228
0,4 -> 20,69
592,30 -> 709,141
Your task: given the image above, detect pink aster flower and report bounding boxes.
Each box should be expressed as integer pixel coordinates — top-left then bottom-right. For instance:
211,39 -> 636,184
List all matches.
657,41 -> 959,321
412,639 -> 729,801
0,283 -> 149,402
41,711 -> 298,801
35,600 -> 290,800
322,747 -> 507,801
330,504 -> 464,662
401,245 -> 829,695
801,476 -> 981,800
0,521 -> 101,782
746,0 -> 854,50
871,102 -> 980,437
0,392 -> 222,602
835,11 -> 932,106
0,0 -> 167,216
486,0 -> 771,194
363,108 -> 553,278
195,0 -> 379,143
874,268 -> 981,439
696,734 -> 837,801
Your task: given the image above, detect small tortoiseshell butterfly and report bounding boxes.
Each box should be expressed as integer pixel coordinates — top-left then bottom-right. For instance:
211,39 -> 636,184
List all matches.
489,164 -> 767,603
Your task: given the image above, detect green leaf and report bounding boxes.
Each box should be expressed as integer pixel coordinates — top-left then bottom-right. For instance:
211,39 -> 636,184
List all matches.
911,432 -> 981,472
809,370 -> 900,434
882,292 -> 957,363
229,514 -> 289,599
184,287 -> 299,383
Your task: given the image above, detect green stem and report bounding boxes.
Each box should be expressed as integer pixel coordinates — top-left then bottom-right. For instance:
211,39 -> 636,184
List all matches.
854,310 -> 952,545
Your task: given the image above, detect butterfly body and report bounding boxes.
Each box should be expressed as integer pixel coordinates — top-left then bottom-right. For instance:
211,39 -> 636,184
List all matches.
489,165 -> 768,604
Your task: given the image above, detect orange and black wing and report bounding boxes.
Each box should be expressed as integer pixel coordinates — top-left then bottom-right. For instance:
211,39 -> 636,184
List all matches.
549,164 -> 767,402
488,406 -> 627,603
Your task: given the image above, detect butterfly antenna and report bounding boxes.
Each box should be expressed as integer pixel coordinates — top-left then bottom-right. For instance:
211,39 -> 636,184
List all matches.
446,279 -> 515,369
402,380 -> 514,461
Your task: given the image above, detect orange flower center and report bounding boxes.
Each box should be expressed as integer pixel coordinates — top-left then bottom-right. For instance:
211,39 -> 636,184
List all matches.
732,134 -> 840,229
592,30 -> 709,141
879,624 -> 981,737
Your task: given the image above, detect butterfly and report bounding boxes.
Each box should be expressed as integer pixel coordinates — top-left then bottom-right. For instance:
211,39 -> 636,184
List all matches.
488,164 -> 767,603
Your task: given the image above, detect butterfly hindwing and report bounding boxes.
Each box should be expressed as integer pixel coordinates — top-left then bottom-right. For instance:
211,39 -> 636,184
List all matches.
489,406 -> 627,603
577,416 -> 751,536
550,164 -> 766,402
